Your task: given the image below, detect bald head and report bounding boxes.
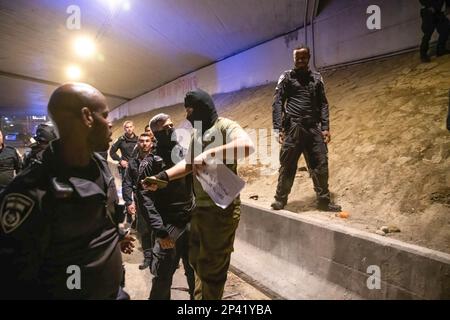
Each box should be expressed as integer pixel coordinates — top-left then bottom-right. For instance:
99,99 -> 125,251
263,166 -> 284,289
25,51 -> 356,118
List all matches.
47,83 -> 112,153
48,83 -> 107,125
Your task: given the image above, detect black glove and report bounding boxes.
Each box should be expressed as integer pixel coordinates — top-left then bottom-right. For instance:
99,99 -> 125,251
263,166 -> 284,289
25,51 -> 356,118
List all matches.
155,171 -> 169,182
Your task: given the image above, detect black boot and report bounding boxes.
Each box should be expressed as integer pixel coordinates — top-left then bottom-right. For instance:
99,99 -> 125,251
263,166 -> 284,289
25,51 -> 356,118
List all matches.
271,200 -> 286,210
317,202 -> 342,212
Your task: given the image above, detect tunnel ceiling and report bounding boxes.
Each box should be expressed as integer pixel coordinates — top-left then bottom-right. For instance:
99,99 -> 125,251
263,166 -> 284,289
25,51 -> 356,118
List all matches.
0,0 -> 315,116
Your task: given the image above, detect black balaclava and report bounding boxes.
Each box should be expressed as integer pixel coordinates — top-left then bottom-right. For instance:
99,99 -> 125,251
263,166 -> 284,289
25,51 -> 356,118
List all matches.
154,127 -> 176,149
184,89 -> 218,134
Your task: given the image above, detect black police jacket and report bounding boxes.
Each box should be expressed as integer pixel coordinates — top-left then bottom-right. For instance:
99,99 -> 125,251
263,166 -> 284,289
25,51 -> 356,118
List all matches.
153,143 -> 194,223
135,145 -> 194,239
0,144 -> 22,189
272,69 -> 330,132
109,134 -> 138,162
0,140 -> 123,299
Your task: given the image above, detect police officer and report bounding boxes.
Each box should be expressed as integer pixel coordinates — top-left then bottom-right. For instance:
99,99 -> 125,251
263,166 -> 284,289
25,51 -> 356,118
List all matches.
419,0 -> 450,62
0,83 -> 134,299
22,122 -> 57,169
109,120 -> 138,180
0,129 -> 22,192
271,46 -> 341,212
143,113 -> 195,300
122,132 -> 155,270
143,89 -> 255,300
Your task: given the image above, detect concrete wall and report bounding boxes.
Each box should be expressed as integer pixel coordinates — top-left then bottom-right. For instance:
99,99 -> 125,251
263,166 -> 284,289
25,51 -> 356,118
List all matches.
231,203 -> 450,300
110,0 -> 425,121
313,0 -> 423,67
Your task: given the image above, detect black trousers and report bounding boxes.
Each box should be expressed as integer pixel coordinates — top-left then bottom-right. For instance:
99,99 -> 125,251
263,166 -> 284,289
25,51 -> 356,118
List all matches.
148,224 -> 195,300
136,203 -> 153,252
275,120 -> 330,205
420,8 -> 449,56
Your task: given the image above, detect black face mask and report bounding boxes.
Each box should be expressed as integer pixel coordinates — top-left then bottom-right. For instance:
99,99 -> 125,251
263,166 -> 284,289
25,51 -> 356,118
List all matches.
154,128 -> 175,149
184,89 -> 218,134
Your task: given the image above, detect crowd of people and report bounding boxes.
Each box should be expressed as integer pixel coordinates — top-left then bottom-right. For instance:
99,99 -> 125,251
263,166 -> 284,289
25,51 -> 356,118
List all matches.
0,1 -> 449,297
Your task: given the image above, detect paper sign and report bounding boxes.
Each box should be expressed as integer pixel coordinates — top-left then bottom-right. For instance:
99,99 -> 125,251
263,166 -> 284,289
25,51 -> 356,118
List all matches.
195,163 -> 245,209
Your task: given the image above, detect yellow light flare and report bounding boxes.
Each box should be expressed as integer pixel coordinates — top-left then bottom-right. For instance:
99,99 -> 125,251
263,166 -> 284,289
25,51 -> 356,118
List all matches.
65,65 -> 82,80
73,36 -> 96,59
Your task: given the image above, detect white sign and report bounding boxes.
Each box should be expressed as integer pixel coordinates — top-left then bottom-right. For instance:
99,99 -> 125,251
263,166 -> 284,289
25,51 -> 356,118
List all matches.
196,163 -> 245,209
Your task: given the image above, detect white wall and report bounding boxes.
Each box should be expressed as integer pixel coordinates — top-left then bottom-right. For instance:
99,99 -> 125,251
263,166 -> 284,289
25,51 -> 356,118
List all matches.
110,0 -> 425,121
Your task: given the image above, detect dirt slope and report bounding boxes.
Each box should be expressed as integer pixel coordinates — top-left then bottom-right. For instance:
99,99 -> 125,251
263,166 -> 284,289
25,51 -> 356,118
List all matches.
112,52 -> 450,253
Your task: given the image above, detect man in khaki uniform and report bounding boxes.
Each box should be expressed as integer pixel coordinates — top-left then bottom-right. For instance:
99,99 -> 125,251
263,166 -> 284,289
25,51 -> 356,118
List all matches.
143,89 -> 254,300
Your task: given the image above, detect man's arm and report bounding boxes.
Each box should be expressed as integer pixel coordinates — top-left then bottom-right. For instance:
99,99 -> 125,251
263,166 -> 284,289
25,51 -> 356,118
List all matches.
317,76 -> 330,132
109,138 -> 122,162
165,159 -> 193,181
272,71 -> 289,131
199,133 -> 255,165
146,126 -> 254,186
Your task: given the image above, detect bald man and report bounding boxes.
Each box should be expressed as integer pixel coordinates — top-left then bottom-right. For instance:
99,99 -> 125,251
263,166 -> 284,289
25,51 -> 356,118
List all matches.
0,83 -> 134,299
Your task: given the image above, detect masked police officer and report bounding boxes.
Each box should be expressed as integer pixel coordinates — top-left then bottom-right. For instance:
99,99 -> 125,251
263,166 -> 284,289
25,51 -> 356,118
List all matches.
143,113 -> 195,300
0,83 -> 134,299
271,46 -> 341,212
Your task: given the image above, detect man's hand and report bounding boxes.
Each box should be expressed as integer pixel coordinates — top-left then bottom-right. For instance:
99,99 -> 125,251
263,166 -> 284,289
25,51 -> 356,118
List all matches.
158,236 -> 175,250
277,131 -> 285,144
141,178 -> 158,191
127,203 -> 136,215
120,234 -> 136,254
322,130 -> 331,144
119,160 -> 128,168
193,153 -> 209,175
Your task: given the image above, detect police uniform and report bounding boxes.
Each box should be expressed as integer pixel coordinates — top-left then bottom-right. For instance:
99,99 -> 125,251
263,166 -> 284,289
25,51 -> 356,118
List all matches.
272,69 -> 334,208
122,152 -> 154,260
0,140 -> 124,299
109,134 -> 138,179
136,142 -> 195,300
0,144 -> 22,192
147,136 -> 195,300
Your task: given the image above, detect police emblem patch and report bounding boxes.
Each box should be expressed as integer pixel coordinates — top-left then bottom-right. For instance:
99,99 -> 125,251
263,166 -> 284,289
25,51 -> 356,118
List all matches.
1,193 -> 35,234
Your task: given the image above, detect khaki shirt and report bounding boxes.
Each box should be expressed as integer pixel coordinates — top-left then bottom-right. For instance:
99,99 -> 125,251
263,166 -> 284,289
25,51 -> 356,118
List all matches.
187,117 -> 245,208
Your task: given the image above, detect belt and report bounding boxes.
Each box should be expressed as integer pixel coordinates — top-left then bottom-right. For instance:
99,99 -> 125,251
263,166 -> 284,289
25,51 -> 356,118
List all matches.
287,115 -> 319,127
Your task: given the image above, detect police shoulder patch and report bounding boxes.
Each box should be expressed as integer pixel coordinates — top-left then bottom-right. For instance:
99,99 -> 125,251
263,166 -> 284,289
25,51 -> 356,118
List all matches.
1,193 -> 35,234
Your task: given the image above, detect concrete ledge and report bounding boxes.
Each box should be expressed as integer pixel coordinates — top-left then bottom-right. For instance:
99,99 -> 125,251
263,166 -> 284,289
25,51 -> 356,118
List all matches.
231,203 -> 450,300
